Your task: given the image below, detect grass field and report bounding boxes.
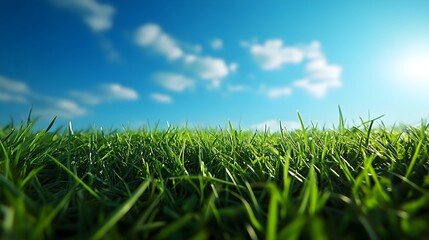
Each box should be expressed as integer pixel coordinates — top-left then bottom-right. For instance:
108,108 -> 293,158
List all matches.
1,112 -> 429,239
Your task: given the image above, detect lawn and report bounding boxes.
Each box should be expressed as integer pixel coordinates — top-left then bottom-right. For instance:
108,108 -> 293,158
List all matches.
1,113 -> 428,239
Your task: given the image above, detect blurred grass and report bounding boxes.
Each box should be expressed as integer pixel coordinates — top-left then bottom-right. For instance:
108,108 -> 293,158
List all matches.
0,113 -> 429,239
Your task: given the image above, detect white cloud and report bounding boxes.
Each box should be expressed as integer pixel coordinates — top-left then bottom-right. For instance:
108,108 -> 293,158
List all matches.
211,39 -> 223,50
135,23 -> 232,88
101,83 -> 139,100
50,1 -> 118,61
266,86 -> 293,99
260,84 -> 292,99
0,75 -> 29,93
0,75 -> 29,103
186,56 -> 229,80
153,72 -> 195,92
183,55 -> 229,88
33,83 -> 136,118
229,62 -> 238,73
306,59 -> 341,80
34,84 -> 137,119
51,0 -> 115,32
135,23 -> 183,60
69,91 -> 101,105
249,39 -> 304,70
227,85 -> 247,93
0,74 -> 88,118
70,83 -> 138,104
56,99 -> 87,116
243,39 -> 342,98
150,93 -> 172,103
0,92 -> 28,103
34,99 -> 87,119
0,76 -> 87,118
294,58 -> 342,98
183,54 -> 197,64
303,41 -> 324,60
251,120 -> 300,132
294,78 -> 340,98
181,43 -> 202,54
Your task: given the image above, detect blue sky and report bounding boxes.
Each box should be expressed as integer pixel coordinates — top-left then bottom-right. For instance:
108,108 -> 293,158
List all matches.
1,0 -> 429,131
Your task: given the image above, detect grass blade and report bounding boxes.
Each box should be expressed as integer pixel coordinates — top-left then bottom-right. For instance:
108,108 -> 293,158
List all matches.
45,116 -> 57,133
46,154 -> 101,200
90,178 -> 152,240
338,105 -> 344,134
405,139 -> 423,179
266,183 -> 281,240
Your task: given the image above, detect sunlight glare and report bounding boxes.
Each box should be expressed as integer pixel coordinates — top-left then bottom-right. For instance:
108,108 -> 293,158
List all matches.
396,50 -> 429,88
402,56 -> 429,79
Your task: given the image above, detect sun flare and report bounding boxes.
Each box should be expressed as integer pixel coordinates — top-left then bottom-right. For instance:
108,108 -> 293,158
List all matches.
402,56 -> 429,78
396,50 -> 429,87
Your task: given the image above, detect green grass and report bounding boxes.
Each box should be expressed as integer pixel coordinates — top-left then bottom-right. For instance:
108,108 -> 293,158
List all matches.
1,113 -> 429,239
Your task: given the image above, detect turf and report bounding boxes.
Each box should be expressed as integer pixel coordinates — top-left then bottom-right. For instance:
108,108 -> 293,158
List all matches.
1,113 -> 429,239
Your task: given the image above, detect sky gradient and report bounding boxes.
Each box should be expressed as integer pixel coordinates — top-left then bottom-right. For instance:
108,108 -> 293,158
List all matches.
1,0 -> 429,131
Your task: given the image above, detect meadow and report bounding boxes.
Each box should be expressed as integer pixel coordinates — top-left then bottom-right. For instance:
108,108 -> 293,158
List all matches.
0,112 -> 428,239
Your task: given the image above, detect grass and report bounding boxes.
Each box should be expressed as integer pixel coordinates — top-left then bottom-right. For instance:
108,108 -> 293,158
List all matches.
1,112 -> 429,239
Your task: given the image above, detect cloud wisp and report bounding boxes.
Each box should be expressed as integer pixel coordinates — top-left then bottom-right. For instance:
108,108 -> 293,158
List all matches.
294,59 -> 342,98
135,24 -> 184,60
153,72 -> 195,92
51,0 -> 115,32
0,75 -> 29,104
294,41 -> 342,98
70,83 -> 139,105
1,74 -> 139,120
244,40 -> 342,98
227,84 -> 247,93
265,86 -> 293,99
53,99 -> 87,117
0,92 -> 28,104
0,75 -> 29,94
102,83 -> 139,100
0,75 -> 87,118
69,91 -> 101,105
182,55 -> 229,88
135,23 -> 232,89
211,39 -> 223,50
228,62 -> 238,73
248,39 -> 304,70
32,98 -> 87,119
50,0 -> 120,61
150,93 -> 173,104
